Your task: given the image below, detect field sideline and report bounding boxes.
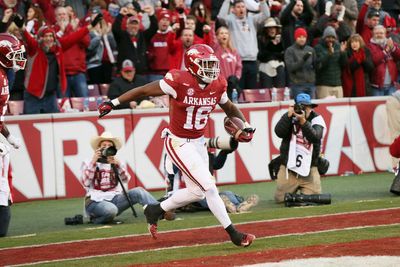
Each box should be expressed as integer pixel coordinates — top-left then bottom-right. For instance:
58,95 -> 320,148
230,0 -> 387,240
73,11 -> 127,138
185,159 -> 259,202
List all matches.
1,172 -> 399,266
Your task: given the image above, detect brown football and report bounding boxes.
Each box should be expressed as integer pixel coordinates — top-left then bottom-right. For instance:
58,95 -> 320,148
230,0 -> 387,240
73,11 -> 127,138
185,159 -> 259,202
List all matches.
224,117 -> 245,140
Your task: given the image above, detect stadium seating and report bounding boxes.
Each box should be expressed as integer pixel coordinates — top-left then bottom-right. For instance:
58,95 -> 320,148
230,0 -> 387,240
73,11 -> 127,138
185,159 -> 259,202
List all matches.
87,84 -> 100,97
239,89 -> 271,103
7,100 -> 24,115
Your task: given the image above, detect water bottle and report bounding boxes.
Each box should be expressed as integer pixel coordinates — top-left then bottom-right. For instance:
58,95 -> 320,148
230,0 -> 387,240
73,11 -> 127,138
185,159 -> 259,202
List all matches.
96,96 -> 103,108
271,87 -> 277,102
83,97 -> 89,112
284,87 -> 291,101
231,88 -> 238,104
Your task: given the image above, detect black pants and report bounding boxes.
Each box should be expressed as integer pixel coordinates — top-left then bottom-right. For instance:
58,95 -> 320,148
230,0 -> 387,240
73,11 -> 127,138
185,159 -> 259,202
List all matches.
0,205 -> 10,237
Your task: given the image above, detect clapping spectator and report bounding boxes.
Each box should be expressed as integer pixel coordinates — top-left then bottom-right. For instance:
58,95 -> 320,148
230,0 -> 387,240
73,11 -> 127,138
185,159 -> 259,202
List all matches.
257,17 -> 285,88
342,34 -> 373,97
368,25 -> 400,96
314,26 -> 347,98
25,4 -> 46,37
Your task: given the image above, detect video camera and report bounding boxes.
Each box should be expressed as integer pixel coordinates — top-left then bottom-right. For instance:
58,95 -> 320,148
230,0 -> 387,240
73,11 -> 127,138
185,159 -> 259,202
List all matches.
206,136 -> 238,152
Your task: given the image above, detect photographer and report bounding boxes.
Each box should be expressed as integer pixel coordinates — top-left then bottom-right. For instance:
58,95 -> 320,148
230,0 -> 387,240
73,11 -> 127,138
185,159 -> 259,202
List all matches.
81,132 -> 160,224
274,93 -> 329,206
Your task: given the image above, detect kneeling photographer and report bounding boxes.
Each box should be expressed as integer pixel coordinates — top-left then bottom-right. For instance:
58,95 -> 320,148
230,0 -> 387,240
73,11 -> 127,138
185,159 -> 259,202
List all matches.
80,132 -> 161,224
273,93 -> 331,206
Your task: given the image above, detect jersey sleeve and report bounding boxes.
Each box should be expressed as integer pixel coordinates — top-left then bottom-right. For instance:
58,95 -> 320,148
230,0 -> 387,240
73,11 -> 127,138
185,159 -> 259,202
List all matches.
219,91 -> 229,105
159,71 -> 179,99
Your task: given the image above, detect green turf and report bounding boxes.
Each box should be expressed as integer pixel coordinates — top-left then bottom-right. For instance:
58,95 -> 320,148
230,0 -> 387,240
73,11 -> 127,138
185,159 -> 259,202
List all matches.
0,172 -> 397,250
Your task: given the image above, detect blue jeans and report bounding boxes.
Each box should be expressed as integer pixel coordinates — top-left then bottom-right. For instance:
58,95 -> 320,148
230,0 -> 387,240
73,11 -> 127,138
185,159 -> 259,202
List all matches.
66,73 -> 88,97
23,91 -> 59,114
198,190 -> 244,208
86,187 -> 158,224
371,86 -> 396,96
290,84 -> 316,99
240,61 -> 258,89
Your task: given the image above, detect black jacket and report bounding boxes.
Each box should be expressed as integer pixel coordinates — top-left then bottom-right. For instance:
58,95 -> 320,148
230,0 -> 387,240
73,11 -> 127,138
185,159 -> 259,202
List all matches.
107,75 -> 147,109
274,110 -> 324,167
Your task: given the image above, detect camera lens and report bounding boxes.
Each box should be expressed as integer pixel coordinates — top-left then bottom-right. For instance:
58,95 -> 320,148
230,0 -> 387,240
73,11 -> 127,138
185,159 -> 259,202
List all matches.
102,146 -> 117,157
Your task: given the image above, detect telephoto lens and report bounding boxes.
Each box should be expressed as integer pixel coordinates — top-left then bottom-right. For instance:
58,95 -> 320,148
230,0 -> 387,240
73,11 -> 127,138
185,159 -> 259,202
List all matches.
284,193 -> 332,207
102,146 -> 117,157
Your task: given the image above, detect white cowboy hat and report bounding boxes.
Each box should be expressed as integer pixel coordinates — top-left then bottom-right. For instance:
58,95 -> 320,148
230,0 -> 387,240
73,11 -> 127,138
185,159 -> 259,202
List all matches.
90,132 -> 122,150
264,17 -> 281,28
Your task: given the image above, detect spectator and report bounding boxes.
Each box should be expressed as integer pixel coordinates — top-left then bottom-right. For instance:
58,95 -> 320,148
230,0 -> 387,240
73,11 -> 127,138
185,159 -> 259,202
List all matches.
54,6 -> 90,97
284,27 -> 316,99
382,0 -> 400,25
274,93 -> 327,203
280,0 -> 314,49
314,26 -> 347,99
178,14 -> 211,44
25,4 -> 46,37
86,8 -> 116,85
81,131 -> 165,224
257,17 -> 285,88
364,0 -> 391,24
0,8 -> 12,33
15,13 -> 102,114
167,27 -> 195,70
147,9 -> 172,82
357,8 -> 380,45
168,0 -> 190,25
65,0 -> 87,19
112,5 -> 158,79
218,0 -> 270,89
107,59 -> 147,109
33,0 -> 63,25
387,90 -> 400,168
368,25 -> 400,96
342,33 -> 374,97
189,1 -> 211,38
342,0 -> 359,32
209,22 -> 242,100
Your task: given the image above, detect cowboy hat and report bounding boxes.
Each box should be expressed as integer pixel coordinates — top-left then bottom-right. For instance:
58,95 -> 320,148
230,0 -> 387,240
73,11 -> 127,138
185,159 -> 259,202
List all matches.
90,132 -> 122,150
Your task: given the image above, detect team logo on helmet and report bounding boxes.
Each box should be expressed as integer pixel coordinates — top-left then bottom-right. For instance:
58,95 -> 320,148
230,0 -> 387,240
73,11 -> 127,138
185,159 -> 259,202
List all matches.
0,40 -> 12,48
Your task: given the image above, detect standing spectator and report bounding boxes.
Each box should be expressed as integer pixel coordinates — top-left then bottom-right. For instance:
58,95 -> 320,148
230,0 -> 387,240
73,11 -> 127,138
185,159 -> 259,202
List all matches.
107,59 -> 147,109
25,4 -> 46,37
86,8 -> 116,85
33,0 -> 63,25
280,0 -> 314,49
218,0 -> 270,89
112,5 -> 158,80
147,9 -> 172,82
342,0 -> 359,32
364,0 -> 391,23
167,27 -> 195,70
82,131 -> 163,224
178,14 -> 211,44
209,22 -> 242,100
257,17 -> 285,88
65,0 -> 87,19
342,34 -> 374,97
387,90 -> 400,168
357,8 -> 380,45
15,13 -> 102,114
54,6 -> 90,97
274,93 -> 327,203
284,27 -> 316,99
382,0 -> 400,25
314,26 -> 347,98
368,25 -> 400,96
189,1 -> 211,38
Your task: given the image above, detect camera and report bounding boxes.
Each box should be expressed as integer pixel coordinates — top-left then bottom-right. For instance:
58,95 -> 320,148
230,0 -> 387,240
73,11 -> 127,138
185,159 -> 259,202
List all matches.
64,214 -> 83,225
284,193 -> 331,207
101,146 -> 117,158
206,136 -> 238,151
293,103 -> 304,115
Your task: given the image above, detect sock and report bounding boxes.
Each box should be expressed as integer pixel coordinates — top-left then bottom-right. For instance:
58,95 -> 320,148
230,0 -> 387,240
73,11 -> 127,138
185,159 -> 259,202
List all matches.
205,185 -> 232,228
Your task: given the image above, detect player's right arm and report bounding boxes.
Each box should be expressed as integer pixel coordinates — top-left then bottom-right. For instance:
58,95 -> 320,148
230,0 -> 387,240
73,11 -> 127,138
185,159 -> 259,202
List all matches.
98,80 -> 165,118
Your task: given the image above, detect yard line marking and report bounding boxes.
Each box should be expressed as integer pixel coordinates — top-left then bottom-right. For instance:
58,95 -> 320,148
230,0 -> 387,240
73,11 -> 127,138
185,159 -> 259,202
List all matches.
7,223 -> 400,267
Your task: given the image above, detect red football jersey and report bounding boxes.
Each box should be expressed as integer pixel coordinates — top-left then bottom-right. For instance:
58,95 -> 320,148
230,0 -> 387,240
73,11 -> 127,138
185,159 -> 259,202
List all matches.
0,68 -> 9,124
160,70 -> 228,138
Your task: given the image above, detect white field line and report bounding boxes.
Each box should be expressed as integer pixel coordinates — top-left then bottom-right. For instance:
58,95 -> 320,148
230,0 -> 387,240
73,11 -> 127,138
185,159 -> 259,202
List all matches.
7,222 -> 400,267
2,206 -> 400,251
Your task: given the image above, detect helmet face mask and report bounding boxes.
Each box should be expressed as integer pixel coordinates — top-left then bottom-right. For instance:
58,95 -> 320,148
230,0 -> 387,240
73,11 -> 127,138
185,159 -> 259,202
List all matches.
185,44 -> 220,84
6,45 -> 26,71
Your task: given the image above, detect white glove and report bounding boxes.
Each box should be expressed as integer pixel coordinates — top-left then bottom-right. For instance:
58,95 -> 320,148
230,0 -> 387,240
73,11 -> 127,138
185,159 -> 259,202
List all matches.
325,1 -> 333,16
7,135 -> 21,149
337,6 -> 346,22
0,142 -> 10,156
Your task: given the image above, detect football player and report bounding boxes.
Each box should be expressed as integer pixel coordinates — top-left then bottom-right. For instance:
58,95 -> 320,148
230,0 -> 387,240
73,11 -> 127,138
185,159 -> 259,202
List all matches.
98,44 -> 256,247
0,33 -> 26,237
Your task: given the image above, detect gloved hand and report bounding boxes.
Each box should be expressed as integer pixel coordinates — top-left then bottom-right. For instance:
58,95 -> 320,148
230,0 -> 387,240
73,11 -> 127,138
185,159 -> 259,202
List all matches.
13,14 -> 24,28
91,13 -> 103,28
237,122 -> 256,143
7,134 -> 21,149
303,52 -> 312,61
98,101 -> 115,118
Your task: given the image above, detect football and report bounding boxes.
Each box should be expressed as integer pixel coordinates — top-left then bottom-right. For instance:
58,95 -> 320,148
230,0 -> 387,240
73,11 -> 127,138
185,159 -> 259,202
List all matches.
224,116 -> 246,140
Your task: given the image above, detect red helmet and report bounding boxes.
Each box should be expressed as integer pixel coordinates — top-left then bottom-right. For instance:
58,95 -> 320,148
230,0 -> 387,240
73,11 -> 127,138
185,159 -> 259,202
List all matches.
184,44 -> 220,83
0,33 -> 26,71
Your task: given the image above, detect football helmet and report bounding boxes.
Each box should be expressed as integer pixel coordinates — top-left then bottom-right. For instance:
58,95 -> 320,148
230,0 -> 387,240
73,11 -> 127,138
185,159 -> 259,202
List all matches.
0,33 -> 26,71
184,44 -> 220,83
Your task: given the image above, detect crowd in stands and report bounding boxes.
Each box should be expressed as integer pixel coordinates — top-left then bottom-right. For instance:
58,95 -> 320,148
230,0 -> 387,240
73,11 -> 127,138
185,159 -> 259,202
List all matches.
1,0 -> 400,115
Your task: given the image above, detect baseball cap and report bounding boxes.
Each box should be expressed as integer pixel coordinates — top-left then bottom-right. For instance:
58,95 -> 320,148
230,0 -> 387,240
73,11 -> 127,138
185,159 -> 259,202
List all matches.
122,59 -> 135,72
295,93 -> 318,107
294,27 -> 307,39
157,9 -> 171,22
367,10 -> 380,18
127,15 -> 140,24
